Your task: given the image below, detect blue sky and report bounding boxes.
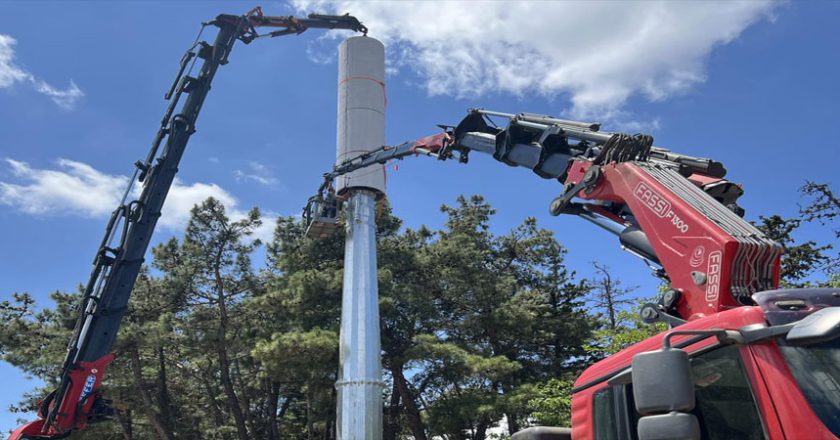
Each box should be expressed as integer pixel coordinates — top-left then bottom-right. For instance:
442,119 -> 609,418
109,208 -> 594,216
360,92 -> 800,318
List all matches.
1,0 -> 838,432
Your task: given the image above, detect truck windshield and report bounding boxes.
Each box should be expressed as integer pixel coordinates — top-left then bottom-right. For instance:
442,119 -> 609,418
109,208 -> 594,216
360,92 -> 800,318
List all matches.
779,338 -> 840,436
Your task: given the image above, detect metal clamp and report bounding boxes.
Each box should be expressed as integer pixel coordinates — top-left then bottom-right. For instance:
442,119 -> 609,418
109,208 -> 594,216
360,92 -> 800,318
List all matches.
549,165 -> 601,216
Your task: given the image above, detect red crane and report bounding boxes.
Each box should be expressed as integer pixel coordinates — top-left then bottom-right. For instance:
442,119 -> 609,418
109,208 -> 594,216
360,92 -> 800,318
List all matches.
306,109 -> 840,440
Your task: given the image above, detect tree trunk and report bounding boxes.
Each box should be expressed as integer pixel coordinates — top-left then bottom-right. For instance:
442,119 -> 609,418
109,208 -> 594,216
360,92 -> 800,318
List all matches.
201,372 -> 229,438
306,394 -> 315,440
215,263 -> 250,440
326,385 -> 337,440
234,359 -> 260,437
506,412 -> 521,436
391,365 -> 427,440
474,413 -> 490,440
114,407 -> 133,440
267,380 -> 280,440
127,344 -> 173,440
217,331 -> 249,440
383,373 -> 402,440
156,346 -> 173,434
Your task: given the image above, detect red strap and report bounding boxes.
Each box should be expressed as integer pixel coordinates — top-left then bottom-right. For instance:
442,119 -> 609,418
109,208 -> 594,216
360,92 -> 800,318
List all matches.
338,75 -> 387,107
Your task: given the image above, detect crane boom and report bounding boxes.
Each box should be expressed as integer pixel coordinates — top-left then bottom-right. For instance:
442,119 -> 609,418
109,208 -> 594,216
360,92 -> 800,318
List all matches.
305,108 -> 781,324
303,132 -> 456,239
11,8 -> 366,440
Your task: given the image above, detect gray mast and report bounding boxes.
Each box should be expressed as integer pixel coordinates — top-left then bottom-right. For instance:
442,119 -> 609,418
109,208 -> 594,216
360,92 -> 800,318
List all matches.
334,36 -> 386,440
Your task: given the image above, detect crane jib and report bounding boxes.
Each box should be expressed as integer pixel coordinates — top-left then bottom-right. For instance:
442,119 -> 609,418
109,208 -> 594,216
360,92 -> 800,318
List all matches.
12,8 -> 368,439
40,18 -> 243,435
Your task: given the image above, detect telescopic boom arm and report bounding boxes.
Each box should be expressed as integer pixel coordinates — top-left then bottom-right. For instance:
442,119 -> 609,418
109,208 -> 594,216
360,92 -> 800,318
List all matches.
303,132 -> 455,238
11,7 -> 366,440
305,109 -> 781,325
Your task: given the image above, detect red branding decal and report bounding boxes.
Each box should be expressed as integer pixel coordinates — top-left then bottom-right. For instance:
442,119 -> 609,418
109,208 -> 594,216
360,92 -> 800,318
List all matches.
705,251 -> 722,302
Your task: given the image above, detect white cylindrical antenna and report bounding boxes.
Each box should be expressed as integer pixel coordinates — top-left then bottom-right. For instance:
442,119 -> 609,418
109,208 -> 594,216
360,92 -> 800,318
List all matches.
335,36 -> 386,196
335,35 -> 386,440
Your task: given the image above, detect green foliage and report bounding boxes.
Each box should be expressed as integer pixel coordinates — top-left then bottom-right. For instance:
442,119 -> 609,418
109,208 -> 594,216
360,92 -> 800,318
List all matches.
524,378 -> 574,427
800,181 -> 840,273
5,183 -> 838,440
822,273 -> 840,288
0,195 -> 604,439
756,214 -> 831,284
801,182 -> 840,237
585,308 -> 667,357
252,328 -> 338,384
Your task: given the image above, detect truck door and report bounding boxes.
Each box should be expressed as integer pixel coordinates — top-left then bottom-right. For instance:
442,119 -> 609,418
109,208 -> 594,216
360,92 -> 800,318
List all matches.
593,345 -> 767,439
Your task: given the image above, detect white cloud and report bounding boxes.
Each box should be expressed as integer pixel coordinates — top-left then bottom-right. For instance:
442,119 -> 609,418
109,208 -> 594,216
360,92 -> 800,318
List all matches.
32,79 -> 84,110
157,180 -> 237,230
294,1 -> 777,119
234,161 -> 280,187
306,42 -> 336,65
0,35 -> 30,87
0,34 -> 84,109
0,158 -> 277,242
0,158 -> 127,217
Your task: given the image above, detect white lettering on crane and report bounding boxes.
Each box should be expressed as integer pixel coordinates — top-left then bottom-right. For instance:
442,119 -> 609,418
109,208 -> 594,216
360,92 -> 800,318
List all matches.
79,374 -> 97,402
633,182 -> 689,233
705,251 -> 723,302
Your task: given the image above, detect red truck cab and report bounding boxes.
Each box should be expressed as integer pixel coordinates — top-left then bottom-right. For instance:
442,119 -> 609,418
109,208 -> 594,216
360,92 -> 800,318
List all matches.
565,288 -> 840,440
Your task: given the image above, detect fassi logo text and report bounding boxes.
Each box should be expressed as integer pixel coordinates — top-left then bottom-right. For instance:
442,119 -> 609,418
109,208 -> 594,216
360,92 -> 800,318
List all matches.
705,251 -> 722,302
634,182 -> 671,218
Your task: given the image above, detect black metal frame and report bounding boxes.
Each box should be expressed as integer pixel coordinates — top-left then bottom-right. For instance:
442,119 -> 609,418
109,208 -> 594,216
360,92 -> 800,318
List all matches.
40,9 -> 366,433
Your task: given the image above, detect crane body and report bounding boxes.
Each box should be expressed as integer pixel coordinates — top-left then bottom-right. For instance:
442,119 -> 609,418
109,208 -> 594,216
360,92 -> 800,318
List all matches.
306,109 -> 840,440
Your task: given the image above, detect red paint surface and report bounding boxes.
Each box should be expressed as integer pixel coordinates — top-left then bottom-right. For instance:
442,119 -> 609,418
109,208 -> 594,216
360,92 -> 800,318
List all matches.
9,353 -> 114,439
571,307 -> 838,439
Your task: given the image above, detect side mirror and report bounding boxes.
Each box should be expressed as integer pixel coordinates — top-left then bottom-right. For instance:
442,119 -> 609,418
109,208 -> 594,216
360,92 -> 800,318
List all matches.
631,348 -> 694,414
632,348 -> 699,440
786,307 -> 840,345
637,412 -> 700,440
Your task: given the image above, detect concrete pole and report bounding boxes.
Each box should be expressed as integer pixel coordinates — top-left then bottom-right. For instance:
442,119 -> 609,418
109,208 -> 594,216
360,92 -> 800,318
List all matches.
335,36 -> 386,440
